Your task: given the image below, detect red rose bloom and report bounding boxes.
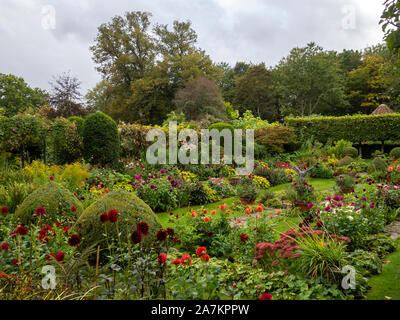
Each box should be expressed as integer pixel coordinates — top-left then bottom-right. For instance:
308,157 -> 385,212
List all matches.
1,207 -> 8,214
196,246 -> 207,256
0,243 -> 9,251
258,292 -> 272,300
35,207 -> 46,217
137,222 -> 149,236
15,225 -> 28,236
55,252 -> 65,262
156,229 -> 168,241
157,253 -> 167,264
180,254 -> 192,265
71,206 -> 77,213
100,213 -> 109,223
107,210 -> 119,223
240,233 -> 248,242
68,234 -> 81,247
131,230 -> 142,244
201,254 -> 210,262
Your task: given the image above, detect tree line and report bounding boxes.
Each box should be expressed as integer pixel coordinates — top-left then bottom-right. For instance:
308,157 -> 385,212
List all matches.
2,5 -> 400,125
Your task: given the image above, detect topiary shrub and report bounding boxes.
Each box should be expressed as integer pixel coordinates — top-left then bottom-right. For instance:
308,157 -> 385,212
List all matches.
208,122 -> 234,133
372,157 -> 387,172
74,189 -> 161,249
14,182 -> 82,225
83,112 -> 120,167
337,156 -> 353,167
343,147 -> 358,158
390,147 -> 400,159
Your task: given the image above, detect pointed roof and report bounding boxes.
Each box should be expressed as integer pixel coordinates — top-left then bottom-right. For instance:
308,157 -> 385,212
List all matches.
371,104 -> 394,115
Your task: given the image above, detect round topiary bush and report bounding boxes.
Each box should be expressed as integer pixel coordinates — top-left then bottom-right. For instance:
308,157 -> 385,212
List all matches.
337,156 -> 353,167
73,190 -> 162,249
390,147 -> 400,159
372,157 -> 387,172
208,122 -> 234,134
83,112 -> 120,166
343,147 -> 358,158
14,182 -> 83,225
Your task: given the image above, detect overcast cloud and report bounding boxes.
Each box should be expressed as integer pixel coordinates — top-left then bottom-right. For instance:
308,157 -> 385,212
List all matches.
0,0 -> 385,94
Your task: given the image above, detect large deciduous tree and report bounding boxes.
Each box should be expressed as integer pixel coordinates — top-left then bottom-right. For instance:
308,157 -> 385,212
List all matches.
233,63 -> 278,122
174,77 -> 227,122
273,42 -> 348,117
0,73 -> 48,117
89,11 -> 220,124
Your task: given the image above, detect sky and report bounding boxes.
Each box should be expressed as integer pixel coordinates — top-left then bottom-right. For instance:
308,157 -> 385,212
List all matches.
0,0 -> 385,94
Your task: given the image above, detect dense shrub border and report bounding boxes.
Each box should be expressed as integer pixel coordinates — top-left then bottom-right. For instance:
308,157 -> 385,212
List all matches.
286,113 -> 400,144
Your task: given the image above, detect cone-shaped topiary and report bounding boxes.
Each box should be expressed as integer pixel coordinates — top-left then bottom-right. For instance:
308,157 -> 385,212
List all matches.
14,182 -> 83,225
337,156 -> 353,167
73,189 -> 162,249
390,147 -> 400,159
343,147 -> 358,158
83,112 -> 120,167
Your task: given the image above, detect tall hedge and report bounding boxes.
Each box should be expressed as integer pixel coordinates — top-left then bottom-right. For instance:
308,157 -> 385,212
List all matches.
286,113 -> 400,143
83,112 -> 120,166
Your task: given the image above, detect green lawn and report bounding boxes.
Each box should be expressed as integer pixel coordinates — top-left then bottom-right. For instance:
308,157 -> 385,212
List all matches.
366,239 -> 400,300
268,178 -> 336,193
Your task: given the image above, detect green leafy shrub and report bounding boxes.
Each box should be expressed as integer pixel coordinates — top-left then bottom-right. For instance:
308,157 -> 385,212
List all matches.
254,167 -> 290,186
67,116 -> 85,135
358,234 -> 396,258
118,122 -> 151,159
74,189 -> 161,249
337,156 -> 353,167
310,165 -> 334,179
325,140 -> 353,158
347,250 -> 382,276
0,114 -> 44,165
48,118 -> 83,164
335,174 -> 355,192
343,147 -> 358,158
189,182 -> 211,205
83,112 -> 120,166
14,182 -> 82,225
368,157 -> 387,173
390,147 -> 400,159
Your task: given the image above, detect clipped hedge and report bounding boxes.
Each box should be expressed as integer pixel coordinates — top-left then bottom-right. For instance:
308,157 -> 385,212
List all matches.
286,113 -> 400,143
74,190 -> 161,249
83,112 -> 120,166
14,182 -> 82,225
390,147 -> 400,159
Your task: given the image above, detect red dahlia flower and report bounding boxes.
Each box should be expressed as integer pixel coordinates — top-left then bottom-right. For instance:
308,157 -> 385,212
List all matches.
180,254 -> 192,265
137,222 -> 149,236
15,225 -> 28,236
201,254 -> 210,262
131,230 -> 142,244
35,207 -> 46,217
1,206 -> 8,214
157,253 -> 167,264
68,234 -> 81,247
196,246 -> 207,256
172,259 -> 181,265
240,234 -> 248,242
100,213 -> 109,223
0,243 -> 9,251
107,210 -> 119,223
258,292 -> 272,300
71,206 -> 77,213
55,252 -> 65,262
156,229 -> 168,241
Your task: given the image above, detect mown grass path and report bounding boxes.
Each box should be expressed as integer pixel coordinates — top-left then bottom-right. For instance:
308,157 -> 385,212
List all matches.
366,239 -> 400,300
